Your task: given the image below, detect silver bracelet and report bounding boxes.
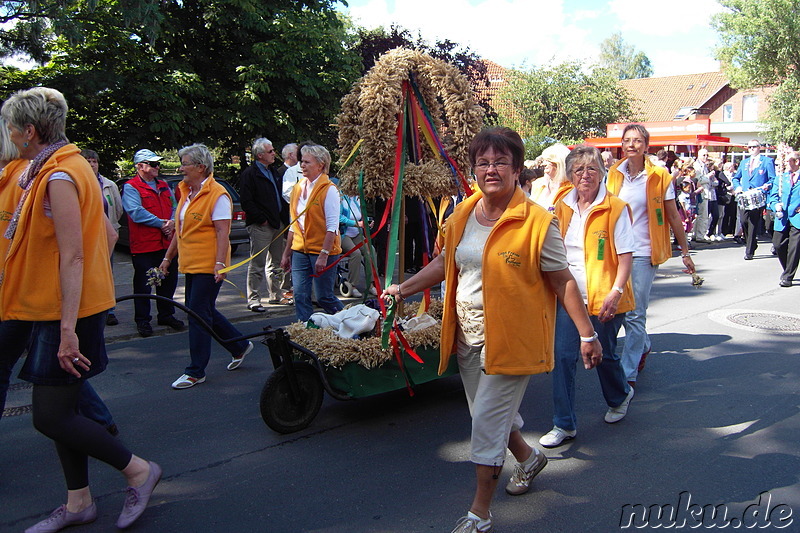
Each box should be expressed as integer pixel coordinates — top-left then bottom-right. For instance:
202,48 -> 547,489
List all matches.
396,284 -> 405,301
319,248 -> 330,255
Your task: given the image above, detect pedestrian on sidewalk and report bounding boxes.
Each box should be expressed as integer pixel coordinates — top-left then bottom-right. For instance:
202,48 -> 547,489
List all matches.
122,148 -> 184,337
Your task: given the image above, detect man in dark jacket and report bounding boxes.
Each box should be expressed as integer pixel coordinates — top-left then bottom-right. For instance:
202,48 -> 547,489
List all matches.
122,149 -> 184,336
240,138 -> 291,311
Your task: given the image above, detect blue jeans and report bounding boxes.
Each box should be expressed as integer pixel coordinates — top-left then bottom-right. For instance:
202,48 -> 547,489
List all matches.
291,251 -> 344,322
184,273 -> 248,378
552,304 -> 630,431
621,257 -> 658,382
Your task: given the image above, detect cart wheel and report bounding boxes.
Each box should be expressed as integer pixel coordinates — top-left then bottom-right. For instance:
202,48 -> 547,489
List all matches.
260,362 -> 323,434
339,280 -> 353,298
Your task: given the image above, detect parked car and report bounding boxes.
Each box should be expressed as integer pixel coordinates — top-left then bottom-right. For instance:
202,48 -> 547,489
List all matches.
115,176 -> 248,253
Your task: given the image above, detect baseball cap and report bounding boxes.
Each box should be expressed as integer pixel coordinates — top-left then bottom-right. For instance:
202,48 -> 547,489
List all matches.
133,149 -> 163,164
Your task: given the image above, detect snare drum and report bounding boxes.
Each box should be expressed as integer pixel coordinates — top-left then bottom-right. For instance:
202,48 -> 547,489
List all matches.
737,188 -> 766,211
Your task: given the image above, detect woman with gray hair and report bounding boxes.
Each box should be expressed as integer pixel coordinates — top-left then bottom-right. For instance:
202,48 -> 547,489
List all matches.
160,143 -> 253,390
541,145 -> 636,448
280,144 -> 344,322
1,87 -> 160,532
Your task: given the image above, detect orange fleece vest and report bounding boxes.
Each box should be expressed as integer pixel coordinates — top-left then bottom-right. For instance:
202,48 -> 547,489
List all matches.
0,145 -> 114,321
554,192 -> 635,316
439,187 -> 557,376
289,174 -> 341,255
175,176 -> 232,274
0,159 -> 28,256
606,158 -> 674,266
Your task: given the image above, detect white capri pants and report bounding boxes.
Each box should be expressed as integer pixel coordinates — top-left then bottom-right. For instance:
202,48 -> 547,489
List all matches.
457,339 -> 531,466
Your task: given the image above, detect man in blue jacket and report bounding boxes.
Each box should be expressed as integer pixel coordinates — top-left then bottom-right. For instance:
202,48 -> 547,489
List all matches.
768,151 -> 800,287
732,140 -> 776,260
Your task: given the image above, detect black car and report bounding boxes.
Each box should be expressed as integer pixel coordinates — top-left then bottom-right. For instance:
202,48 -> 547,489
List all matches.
115,176 -> 248,253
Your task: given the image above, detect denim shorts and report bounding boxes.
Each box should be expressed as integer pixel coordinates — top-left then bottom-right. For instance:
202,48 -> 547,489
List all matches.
18,311 -> 109,386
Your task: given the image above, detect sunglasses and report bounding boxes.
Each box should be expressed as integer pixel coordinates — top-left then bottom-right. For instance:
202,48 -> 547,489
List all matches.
141,161 -> 161,167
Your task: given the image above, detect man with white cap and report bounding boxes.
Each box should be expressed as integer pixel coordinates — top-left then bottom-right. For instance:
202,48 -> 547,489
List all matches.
122,149 -> 184,337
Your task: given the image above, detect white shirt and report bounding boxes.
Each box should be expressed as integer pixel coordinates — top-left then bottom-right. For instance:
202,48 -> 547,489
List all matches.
616,159 -> 675,258
178,178 -> 232,233
295,176 -> 340,235
562,184 -> 634,303
282,163 -> 301,203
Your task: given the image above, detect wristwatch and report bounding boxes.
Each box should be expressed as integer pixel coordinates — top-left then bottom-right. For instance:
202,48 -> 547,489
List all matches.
580,332 -> 599,343
612,286 -> 624,294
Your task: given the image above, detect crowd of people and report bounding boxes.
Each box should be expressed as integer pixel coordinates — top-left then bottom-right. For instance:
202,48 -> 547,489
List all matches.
1,81 -> 795,533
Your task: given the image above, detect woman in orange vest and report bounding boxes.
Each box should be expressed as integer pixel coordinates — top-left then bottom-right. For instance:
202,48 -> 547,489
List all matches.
280,144 -> 344,322
541,145 -> 636,449
383,128 -> 602,533
160,144 -> 253,390
1,87 -> 160,533
606,124 -> 695,386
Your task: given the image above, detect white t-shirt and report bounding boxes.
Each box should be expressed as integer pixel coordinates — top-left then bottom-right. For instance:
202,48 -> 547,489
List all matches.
44,171 -> 75,218
178,178 -> 232,232
295,176 -> 340,235
562,185 -> 634,303
453,210 -> 567,356
282,164 -> 301,203
615,159 -> 675,258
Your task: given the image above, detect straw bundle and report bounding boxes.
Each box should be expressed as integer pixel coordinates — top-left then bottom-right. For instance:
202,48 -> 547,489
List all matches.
336,48 -> 483,199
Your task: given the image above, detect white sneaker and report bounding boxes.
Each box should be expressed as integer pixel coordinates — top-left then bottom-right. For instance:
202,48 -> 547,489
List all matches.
539,426 -> 576,448
369,286 -> 378,296
451,511 -> 492,533
171,374 -> 206,389
505,449 -> 548,495
605,387 -> 635,423
227,341 -> 254,371
350,287 -> 363,298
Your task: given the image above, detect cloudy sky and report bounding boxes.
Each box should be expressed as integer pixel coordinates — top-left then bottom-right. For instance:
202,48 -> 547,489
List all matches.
339,0 -> 726,77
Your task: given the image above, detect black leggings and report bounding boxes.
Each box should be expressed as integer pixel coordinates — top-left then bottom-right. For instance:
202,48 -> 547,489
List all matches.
32,382 -> 132,490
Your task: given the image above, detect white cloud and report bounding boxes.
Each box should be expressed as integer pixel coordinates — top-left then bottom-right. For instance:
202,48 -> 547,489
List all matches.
345,0 -> 598,69
608,0 -> 724,36
650,49 -> 721,77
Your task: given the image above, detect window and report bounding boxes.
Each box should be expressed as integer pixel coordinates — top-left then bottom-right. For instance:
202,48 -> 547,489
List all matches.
742,94 -> 758,121
723,104 -> 733,122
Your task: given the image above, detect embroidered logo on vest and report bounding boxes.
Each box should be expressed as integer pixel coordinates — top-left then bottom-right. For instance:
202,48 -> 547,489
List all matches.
498,250 -> 521,267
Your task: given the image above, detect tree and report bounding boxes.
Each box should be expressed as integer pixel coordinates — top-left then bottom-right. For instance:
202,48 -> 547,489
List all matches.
496,60 -> 638,156
0,0 -> 361,177
713,0 -> 800,145
598,32 -> 653,80
713,0 -> 800,88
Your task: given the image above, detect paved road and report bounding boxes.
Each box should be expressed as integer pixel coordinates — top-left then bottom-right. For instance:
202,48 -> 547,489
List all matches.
2,239 -> 799,532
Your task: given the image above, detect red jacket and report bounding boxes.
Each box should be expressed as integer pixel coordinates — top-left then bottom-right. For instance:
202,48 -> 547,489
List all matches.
126,175 -> 174,253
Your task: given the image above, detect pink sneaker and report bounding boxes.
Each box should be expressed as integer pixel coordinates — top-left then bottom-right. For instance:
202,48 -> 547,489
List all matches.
25,503 -> 97,533
116,461 -> 162,529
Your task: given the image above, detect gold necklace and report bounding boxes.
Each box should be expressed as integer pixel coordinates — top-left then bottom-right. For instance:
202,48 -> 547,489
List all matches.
480,200 -> 501,222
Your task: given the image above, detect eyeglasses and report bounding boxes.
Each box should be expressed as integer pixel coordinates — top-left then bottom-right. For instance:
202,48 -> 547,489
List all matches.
748,145 -> 760,149
141,161 -> 160,167
265,149 -> 275,154
474,161 -> 510,171
572,166 -> 600,176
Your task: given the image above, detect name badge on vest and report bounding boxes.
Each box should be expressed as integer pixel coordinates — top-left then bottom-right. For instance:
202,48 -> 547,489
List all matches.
656,208 -> 664,226
597,238 -> 605,261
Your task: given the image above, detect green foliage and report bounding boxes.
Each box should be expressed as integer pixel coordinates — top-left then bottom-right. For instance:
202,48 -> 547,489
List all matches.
598,32 -> 653,80
713,0 -> 800,88
496,61 -> 638,151
764,78 -> 800,147
0,0 -> 361,177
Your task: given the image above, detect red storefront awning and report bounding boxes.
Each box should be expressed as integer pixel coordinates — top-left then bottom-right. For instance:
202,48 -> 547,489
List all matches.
583,134 -> 742,148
